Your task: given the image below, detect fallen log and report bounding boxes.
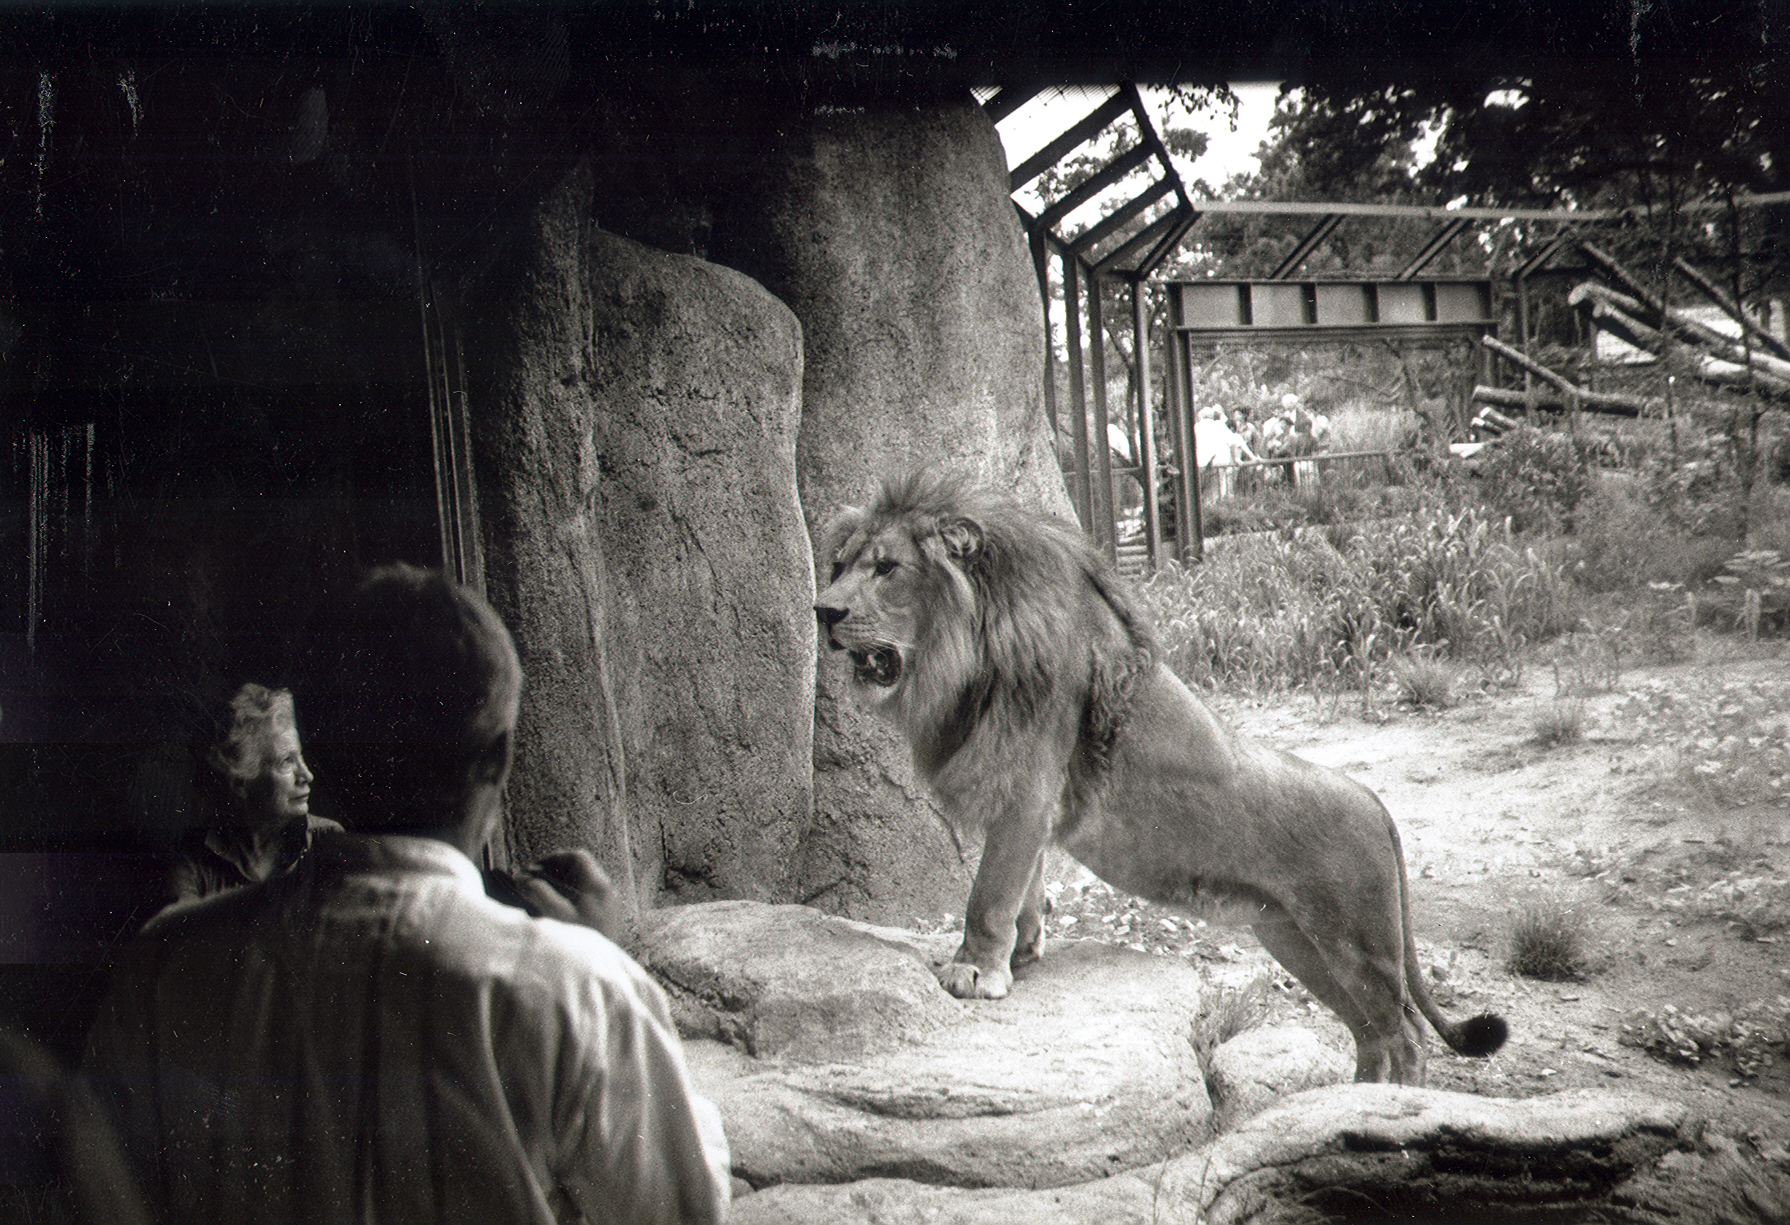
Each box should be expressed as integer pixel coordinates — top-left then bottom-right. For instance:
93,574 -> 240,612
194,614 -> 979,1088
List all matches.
1671,253 -> 1790,363
1570,281 -> 1790,384
1479,334 -> 1656,414
1474,404 -> 1517,433
1575,239 -> 1664,316
1471,385 -> 1643,418
1577,297 -> 1790,397
1473,405 -> 1521,433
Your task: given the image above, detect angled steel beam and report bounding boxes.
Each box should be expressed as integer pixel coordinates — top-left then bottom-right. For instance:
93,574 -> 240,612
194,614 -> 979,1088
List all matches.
1135,205 -> 1201,279
1092,209 -> 1180,275
1008,90 -> 1133,191
1514,229 -> 1577,280
1120,82 -> 1192,214
1269,213 -> 1342,279
1397,216 -> 1471,279
1032,143 -> 1153,234
1070,178 -> 1174,255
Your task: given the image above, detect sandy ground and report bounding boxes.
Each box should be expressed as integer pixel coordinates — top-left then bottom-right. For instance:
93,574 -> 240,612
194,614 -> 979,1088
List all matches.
1039,640 -> 1790,1161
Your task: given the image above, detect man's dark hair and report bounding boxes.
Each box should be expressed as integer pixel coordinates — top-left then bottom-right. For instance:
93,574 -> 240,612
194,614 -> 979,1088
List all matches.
299,565 -> 521,831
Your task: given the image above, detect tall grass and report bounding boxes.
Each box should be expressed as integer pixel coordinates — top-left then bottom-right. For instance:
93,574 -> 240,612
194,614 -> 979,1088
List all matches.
1134,410 -> 1790,697
1326,401 -> 1422,453
1136,496 -> 1577,696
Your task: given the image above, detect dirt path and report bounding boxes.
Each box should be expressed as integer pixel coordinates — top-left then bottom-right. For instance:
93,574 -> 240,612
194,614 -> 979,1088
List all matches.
1041,643 -> 1790,1160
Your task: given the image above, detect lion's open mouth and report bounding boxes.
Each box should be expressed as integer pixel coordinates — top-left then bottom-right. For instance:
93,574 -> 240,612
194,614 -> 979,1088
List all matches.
850,647 -> 902,688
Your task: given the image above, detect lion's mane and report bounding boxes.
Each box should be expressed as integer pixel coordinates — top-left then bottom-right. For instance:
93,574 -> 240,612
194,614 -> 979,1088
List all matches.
855,472 -> 1157,786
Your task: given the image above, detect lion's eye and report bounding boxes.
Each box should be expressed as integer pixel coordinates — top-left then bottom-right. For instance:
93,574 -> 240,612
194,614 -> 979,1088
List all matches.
874,558 -> 898,577
830,561 -> 846,582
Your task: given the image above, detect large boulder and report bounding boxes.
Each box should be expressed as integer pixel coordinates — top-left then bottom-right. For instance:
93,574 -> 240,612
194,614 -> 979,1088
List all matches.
638,901 -> 1212,1190
1161,1084 -> 1696,1224
709,89 -> 1070,924
1205,1024 -> 1350,1132
726,1085 -> 1774,1225
728,1175 -> 1165,1225
469,166 -> 813,919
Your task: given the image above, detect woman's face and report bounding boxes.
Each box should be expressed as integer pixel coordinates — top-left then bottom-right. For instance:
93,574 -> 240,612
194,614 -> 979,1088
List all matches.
236,724 -> 314,831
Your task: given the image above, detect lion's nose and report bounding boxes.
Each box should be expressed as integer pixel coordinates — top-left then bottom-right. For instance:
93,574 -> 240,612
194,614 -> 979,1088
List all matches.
815,604 -> 847,629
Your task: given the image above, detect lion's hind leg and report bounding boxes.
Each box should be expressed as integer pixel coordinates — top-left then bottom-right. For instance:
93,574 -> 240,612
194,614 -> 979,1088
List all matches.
1251,914 -> 1427,1085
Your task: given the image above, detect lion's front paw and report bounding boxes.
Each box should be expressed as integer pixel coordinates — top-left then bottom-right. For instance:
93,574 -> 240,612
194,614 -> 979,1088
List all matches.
936,960 -> 1012,999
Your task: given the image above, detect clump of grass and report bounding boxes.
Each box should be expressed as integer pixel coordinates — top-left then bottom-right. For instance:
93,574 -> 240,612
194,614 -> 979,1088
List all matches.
1548,620 -> 1624,695
1138,416 -> 1790,699
1393,652 -> 1458,709
1506,899 -> 1589,981
1190,974 -> 1274,1076
1531,697 -> 1586,747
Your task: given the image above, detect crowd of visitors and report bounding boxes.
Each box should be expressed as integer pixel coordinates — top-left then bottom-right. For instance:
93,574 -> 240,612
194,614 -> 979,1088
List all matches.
1193,392 -> 1335,498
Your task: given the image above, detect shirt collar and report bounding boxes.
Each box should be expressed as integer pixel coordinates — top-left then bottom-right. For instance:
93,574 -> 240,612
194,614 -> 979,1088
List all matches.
305,831 -> 485,888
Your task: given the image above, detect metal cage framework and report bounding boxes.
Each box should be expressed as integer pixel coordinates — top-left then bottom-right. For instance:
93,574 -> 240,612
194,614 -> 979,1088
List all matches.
982,84 -> 1790,571
985,82 -> 1198,572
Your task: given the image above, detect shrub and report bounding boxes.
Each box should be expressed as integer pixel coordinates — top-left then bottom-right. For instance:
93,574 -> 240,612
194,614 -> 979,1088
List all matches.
1567,474 -> 1735,592
1506,899 -> 1588,980
1475,425 -> 1593,534
1707,549 -> 1790,638
1640,436 -> 1747,540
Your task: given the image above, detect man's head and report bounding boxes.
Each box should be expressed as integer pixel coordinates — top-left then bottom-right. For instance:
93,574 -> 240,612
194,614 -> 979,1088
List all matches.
300,565 -> 521,846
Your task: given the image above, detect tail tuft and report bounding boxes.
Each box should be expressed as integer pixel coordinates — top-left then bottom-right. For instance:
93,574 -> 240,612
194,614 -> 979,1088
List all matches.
1451,1012 -> 1509,1058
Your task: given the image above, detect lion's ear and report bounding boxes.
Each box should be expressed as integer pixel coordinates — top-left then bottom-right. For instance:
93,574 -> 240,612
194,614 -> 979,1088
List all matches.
937,516 -> 983,562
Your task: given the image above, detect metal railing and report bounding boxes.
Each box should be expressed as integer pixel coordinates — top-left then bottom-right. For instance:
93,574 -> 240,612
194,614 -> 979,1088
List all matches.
1110,447 -> 1402,575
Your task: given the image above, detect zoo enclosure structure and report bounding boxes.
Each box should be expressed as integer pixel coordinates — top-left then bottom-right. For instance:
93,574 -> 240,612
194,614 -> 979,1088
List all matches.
982,84 -> 1790,571
1165,271 -> 1497,556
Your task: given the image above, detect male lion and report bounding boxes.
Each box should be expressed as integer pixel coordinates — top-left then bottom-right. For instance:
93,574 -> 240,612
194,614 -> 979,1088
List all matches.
813,472 -> 1507,1085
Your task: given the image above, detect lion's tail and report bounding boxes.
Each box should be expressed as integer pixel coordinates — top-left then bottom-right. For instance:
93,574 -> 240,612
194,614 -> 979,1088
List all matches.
1390,819 -> 1509,1058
